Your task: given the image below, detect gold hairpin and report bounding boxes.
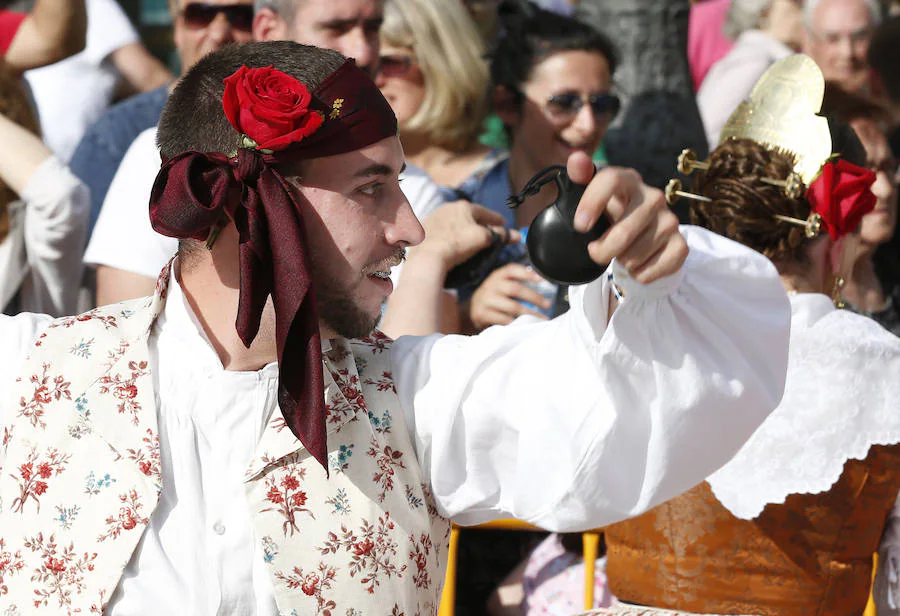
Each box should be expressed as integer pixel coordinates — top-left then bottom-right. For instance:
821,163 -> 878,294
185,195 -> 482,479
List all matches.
677,149 -> 710,175
665,178 -> 712,206
773,212 -> 822,238
760,172 -> 805,199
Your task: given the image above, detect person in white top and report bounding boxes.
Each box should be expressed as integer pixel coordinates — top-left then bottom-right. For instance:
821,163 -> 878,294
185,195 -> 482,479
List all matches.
698,0 -> 804,150
0,65 -> 88,316
0,42 -> 790,615
24,0 -> 172,162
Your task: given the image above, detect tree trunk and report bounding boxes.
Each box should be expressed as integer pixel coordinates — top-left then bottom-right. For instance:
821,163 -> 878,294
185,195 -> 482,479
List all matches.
578,0 -> 707,219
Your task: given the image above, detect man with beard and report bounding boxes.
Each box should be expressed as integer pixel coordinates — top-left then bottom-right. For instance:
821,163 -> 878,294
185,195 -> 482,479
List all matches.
0,42 -> 791,614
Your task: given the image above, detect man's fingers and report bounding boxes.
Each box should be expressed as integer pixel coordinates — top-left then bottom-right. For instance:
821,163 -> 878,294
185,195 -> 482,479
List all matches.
586,189 -> 663,266
614,207 -> 680,274
572,167 -> 642,233
469,203 -> 507,227
628,233 -> 689,284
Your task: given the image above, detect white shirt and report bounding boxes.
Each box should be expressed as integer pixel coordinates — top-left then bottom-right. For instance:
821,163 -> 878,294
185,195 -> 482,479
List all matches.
84,127 -> 448,279
2,226 -> 792,614
25,0 -> 140,162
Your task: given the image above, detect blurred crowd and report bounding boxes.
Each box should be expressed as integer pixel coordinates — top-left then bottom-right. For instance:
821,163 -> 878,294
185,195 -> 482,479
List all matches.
0,0 -> 899,614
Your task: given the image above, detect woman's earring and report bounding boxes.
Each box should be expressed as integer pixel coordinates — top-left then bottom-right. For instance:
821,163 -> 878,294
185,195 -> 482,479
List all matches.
831,275 -> 846,309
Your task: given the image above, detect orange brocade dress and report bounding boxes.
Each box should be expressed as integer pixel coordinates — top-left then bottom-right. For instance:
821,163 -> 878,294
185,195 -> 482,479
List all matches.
602,445 -> 900,616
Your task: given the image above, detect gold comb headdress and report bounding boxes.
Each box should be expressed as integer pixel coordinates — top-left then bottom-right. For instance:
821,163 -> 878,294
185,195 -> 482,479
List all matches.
666,54 -> 876,241
718,54 -> 831,184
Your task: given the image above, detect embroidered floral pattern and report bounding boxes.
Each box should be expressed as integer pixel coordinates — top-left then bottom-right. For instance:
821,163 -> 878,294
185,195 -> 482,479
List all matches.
325,488 -> 351,515
262,536 -> 279,563
320,513 -> 407,593
328,444 -> 354,474
367,440 -> 406,503
126,428 -> 161,482
0,538 -> 25,596
69,339 -> 94,359
97,490 -> 149,542
405,485 -> 424,510
275,562 -> 337,615
50,311 -> 117,331
23,532 -> 98,611
54,505 -> 80,531
358,331 -> 392,354
67,395 -> 92,439
17,363 -> 72,429
408,533 -> 434,590
261,466 -> 315,536
11,448 -> 70,514
364,372 -> 396,394
368,409 -> 392,434
98,360 -> 149,425
83,471 -> 116,497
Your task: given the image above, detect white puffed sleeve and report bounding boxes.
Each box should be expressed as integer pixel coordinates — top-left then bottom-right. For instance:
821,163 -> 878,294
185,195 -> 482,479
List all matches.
391,226 -> 790,532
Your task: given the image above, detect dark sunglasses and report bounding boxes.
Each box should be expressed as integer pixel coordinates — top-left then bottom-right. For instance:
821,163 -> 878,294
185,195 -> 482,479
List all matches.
546,92 -> 621,119
377,54 -> 416,77
182,3 -> 254,32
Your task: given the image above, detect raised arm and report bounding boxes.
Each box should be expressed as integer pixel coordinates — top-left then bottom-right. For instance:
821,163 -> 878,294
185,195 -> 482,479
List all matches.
391,157 -> 790,532
4,0 -> 87,72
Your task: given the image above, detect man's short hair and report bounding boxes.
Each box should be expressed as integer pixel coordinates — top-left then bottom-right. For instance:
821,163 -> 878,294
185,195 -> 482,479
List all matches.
157,41 -> 345,160
803,0 -> 882,29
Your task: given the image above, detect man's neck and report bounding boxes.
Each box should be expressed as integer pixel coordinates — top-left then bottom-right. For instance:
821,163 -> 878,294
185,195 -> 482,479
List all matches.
178,260 -> 279,372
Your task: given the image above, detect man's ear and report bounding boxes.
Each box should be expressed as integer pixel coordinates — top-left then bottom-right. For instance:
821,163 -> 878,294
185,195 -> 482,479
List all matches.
492,85 -> 520,128
253,7 -> 290,42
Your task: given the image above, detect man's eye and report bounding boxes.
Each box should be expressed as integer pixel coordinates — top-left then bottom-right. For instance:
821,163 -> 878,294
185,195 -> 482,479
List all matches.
359,183 -> 383,197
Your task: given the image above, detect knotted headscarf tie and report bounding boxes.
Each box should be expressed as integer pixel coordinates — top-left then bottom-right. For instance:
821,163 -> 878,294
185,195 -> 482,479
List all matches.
149,60 -> 398,472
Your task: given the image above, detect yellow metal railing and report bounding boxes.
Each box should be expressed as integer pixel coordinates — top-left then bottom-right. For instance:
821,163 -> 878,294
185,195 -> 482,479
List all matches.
438,521 -> 604,616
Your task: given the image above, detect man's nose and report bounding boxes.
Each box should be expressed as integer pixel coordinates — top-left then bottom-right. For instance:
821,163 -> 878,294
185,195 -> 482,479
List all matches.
207,11 -> 236,45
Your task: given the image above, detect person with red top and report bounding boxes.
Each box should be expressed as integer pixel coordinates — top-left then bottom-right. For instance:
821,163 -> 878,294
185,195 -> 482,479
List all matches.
1,0 -> 85,72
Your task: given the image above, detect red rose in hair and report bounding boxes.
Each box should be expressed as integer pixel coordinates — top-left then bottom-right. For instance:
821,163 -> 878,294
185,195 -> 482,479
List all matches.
222,65 -> 324,151
806,159 -> 877,240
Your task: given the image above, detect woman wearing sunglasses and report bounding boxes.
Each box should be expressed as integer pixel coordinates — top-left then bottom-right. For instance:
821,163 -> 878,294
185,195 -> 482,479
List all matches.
376,0 -> 493,191
456,0 -> 619,334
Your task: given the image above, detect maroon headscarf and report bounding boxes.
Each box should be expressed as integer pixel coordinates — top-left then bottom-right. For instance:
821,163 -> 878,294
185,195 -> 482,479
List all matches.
149,60 -> 398,473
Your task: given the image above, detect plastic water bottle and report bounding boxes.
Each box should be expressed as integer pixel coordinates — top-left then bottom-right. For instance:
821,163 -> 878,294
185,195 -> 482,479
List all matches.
517,226 -> 558,317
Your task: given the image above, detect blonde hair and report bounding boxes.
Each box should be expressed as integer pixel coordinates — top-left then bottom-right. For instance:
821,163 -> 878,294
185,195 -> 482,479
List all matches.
381,0 -> 489,152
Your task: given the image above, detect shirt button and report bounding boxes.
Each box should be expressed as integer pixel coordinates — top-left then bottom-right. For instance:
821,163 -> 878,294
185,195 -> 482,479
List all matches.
212,521 -> 226,535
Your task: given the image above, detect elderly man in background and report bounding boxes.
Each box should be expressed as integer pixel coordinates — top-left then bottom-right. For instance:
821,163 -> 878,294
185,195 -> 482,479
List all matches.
253,0 -> 383,74
70,0 -> 255,237
803,0 -> 882,93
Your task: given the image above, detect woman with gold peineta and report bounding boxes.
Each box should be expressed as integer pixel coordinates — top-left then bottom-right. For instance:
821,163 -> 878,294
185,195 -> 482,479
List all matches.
564,55 -> 900,616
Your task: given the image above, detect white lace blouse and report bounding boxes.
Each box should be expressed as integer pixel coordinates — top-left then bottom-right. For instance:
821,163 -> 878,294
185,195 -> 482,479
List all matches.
705,293 -> 900,613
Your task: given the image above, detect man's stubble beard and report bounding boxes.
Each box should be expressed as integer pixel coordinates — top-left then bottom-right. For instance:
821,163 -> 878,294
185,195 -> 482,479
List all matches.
314,273 -> 382,340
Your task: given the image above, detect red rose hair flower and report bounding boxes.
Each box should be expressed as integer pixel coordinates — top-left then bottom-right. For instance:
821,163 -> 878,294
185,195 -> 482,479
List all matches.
222,65 -> 324,151
806,159 -> 877,240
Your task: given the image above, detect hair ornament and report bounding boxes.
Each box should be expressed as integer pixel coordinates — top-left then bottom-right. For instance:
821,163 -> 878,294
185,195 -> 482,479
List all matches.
773,212 -> 822,238
665,178 -> 712,206
672,54 -> 877,242
759,171 -> 805,199
718,54 -> 831,185
676,149 -> 709,175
